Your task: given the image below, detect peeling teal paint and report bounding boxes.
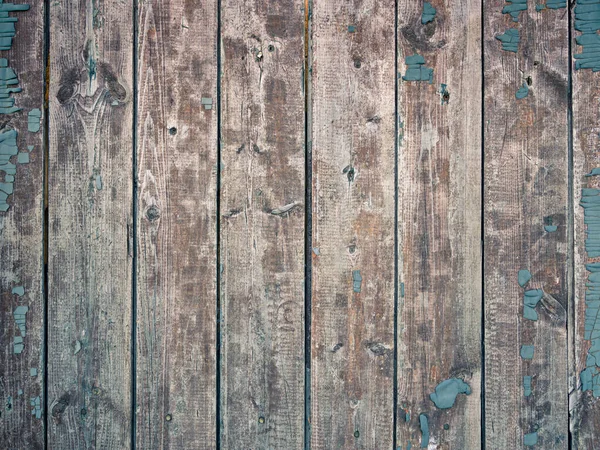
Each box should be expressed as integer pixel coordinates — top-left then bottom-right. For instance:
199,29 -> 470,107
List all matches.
95,174 -> 102,190
574,0 -> 600,71
30,396 -> 41,419
30,367 -> 37,377
496,28 -> 519,52
0,1 -> 29,51
201,97 -> 213,110
419,414 -> 429,448
11,285 -> 24,296
502,0 -> 528,21
536,3 -> 546,9
17,389 -> 22,396
518,269 -> 531,287
353,270 -> 362,293
544,225 -> 558,232
429,378 -> 471,409
440,84 -> 449,104
0,58 -> 21,114
402,54 -> 433,83
587,168 -> 600,177
523,289 -> 543,321
348,25 -> 356,32
516,83 -> 529,99
421,2 -> 436,24
521,345 -> 535,360
16,151 -> 28,164
546,0 -> 567,8
28,108 -> 41,132
523,376 -> 532,396
400,282 -> 405,297
524,432 -> 538,446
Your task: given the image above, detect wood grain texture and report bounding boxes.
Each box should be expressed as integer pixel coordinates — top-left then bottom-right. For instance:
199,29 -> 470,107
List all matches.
0,1 -> 45,448
484,1 -> 569,448
310,0 -> 395,447
135,1 -> 218,448
571,6 -> 600,447
48,0 -> 133,448
220,1 -> 306,448
396,0 -> 482,448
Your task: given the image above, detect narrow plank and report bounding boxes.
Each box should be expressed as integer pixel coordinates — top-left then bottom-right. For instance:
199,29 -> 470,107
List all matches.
310,0 -> 396,447
136,1 -> 218,448
48,1 -> 133,447
0,1 -> 45,448
484,1 -> 569,448
570,0 -> 600,446
396,0 -> 482,448
220,0 -> 305,448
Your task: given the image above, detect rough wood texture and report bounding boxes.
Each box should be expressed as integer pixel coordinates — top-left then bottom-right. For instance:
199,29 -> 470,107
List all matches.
220,1 -> 306,448
484,1 -> 569,448
0,1 -> 45,448
310,1 -> 395,447
396,0 -> 482,448
135,1 -> 218,448
571,5 -> 600,447
48,1 -> 133,447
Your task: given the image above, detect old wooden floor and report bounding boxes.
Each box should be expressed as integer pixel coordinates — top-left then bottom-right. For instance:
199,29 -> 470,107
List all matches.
1,0 -> 600,448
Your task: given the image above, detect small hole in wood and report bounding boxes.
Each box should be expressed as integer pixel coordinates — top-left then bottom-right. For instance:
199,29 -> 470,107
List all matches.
169,127 -> 177,136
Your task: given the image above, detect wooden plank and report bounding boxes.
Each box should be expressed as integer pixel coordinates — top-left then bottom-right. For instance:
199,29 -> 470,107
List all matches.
309,0 -> 395,447
0,1 -> 45,448
219,0 -> 305,448
570,0 -> 600,446
47,1 -> 133,447
135,1 -> 218,448
396,0 -> 482,448
483,1 -> 569,448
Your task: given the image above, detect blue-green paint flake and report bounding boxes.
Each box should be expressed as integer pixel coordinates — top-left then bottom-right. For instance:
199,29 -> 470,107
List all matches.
0,1 -> 29,51
502,0 -> 528,21
95,174 -> 102,190
353,270 -> 362,293
400,282 -> 405,297
523,289 -> 543,321
17,389 -> 23,396
523,375 -> 532,396
17,151 -> 28,164
496,28 -> 520,52
516,82 -> 529,99
0,58 -> 21,114
440,84 -> 449,104
348,25 -> 356,32
421,2 -> 436,24
429,378 -> 471,409
536,3 -> 546,9
30,396 -> 41,419
419,414 -> 429,447
546,0 -> 567,8
524,432 -> 538,446
521,345 -> 535,360
201,97 -> 213,110
545,225 -> 558,232
574,0 -> 600,71
30,367 -> 37,377
28,108 -> 41,132
11,285 -> 24,296
402,54 -> 433,83
518,269 -> 531,287
13,304 -> 27,353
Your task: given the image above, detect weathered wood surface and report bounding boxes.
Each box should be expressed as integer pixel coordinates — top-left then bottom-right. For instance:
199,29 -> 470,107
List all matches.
571,1 -> 600,446
135,1 -> 218,449
396,0 -> 482,448
310,0 -> 396,448
0,1 -> 45,448
220,0 -> 306,448
484,0 -> 569,448
48,0 -> 133,448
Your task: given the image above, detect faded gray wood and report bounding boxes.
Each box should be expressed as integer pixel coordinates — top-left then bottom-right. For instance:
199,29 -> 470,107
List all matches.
484,1 -> 569,448
310,0 -> 396,447
0,1 -> 45,448
135,1 -> 218,448
570,3 -> 600,447
48,0 -> 133,448
220,0 -> 306,448
396,0 -> 482,448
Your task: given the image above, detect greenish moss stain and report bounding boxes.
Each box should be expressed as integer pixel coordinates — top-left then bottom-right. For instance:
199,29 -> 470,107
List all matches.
516,82 -> 529,99
524,432 -> 538,446
353,270 -> 362,293
419,414 -> 429,447
574,0 -> 600,71
523,289 -> 543,321
421,2 -> 436,24
518,269 -> 531,287
429,378 -> 471,409
521,345 -> 535,360
0,2 -> 29,51
523,375 -> 532,396
502,0 -> 528,21
28,108 -> 41,132
402,54 -> 433,83
496,28 -> 519,52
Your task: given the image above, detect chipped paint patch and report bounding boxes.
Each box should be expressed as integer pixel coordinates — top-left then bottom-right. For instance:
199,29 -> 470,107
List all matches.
95,174 -> 102,190
419,414 -> 429,448
523,289 -> 543,321
352,270 -> 362,293
201,97 -> 213,110
524,432 -> 538,446
496,28 -> 519,52
502,0 -> 527,21
0,129 -> 21,211
574,0 -> 600,71
544,225 -> 558,232
546,0 -> 566,8
440,84 -> 449,104
518,269 -> 531,287
347,25 -> 356,32
0,2 -> 30,51
0,58 -> 21,114
516,82 -> 529,99
402,54 -> 433,83
520,345 -> 535,360
429,378 -> 471,409
12,285 -> 24,296
523,375 -> 532,396
421,2 -> 436,24
30,367 -> 37,377
28,108 -> 41,132
30,396 -> 41,419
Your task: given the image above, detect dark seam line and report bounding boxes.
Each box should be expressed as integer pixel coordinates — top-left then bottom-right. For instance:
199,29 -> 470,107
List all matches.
480,0 -> 486,448
304,1 -> 312,448
43,0 -> 50,446
393,0 -> 399,448
567,1 -> 574,449
216,0 -> 222,447
131,0 -> 139,448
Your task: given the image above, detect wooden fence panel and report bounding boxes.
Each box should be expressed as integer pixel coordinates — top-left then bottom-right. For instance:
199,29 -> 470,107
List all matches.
48,1 -> 133,448
396,0 -> 482,448
0,1 -> 45,448
220,0 -> 306,448
135,1 -> 218,449
483,1 -> 569,448
310,0 -> 396,447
